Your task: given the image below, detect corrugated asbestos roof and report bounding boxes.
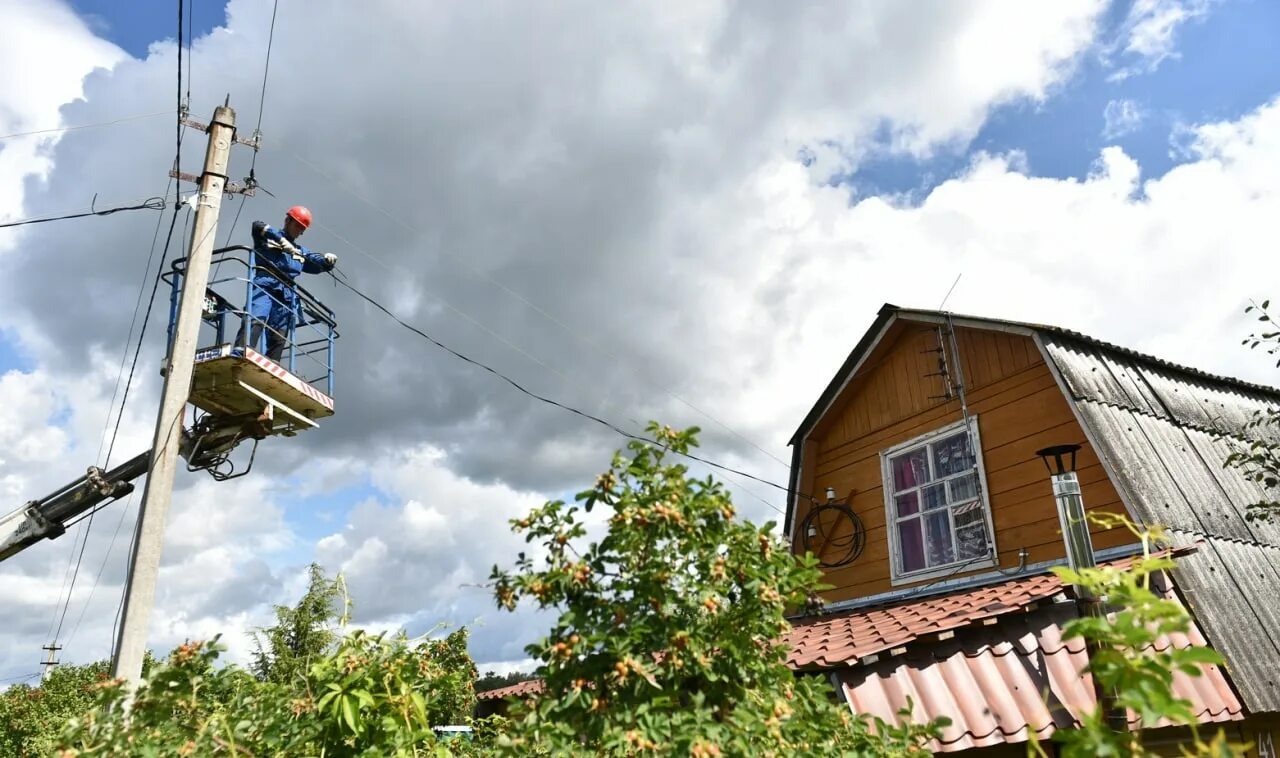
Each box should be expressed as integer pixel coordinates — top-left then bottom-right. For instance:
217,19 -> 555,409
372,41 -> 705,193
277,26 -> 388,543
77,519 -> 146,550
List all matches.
839,597 -> 1242,752
1040,331 -> 1280,713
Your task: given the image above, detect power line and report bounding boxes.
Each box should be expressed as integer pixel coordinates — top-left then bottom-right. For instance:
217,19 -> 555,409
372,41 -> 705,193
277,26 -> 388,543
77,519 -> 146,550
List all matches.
0,672 -> 41,685
0,197 -> 166,230
63,493 -> 136,650
250,0 -> 279,173
50,196 -> 182,654
328,270 -> 806,513
308,218 -> 615,420
0,111 -> 169,142
285,150 -> 790,470
216,0 -> 278,264
51,0 -> 191,661
95,183 -> 176,465
185,0 -> 194,109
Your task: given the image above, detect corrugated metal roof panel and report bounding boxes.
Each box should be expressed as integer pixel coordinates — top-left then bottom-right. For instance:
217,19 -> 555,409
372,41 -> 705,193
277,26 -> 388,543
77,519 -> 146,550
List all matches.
839,600 -> 1242,752
1074,402 -> 1213,535
1183,428 -> 1280,545
1129,413 -> 1255,541
1168,532 -> 1280,713
1043,337 -> 1165,416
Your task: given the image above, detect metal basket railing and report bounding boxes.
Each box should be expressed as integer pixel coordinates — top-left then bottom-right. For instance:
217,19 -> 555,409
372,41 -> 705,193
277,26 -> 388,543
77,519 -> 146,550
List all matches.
164,245 -> 338,398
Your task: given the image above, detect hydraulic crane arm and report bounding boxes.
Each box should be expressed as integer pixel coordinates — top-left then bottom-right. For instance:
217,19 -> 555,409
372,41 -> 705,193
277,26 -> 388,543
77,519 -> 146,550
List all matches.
0,450 -> 149,561
0,413 -> 263,562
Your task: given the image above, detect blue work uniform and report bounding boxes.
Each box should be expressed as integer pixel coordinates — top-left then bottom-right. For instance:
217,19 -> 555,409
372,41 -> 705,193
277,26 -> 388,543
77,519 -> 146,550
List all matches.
244,221 -> 332,362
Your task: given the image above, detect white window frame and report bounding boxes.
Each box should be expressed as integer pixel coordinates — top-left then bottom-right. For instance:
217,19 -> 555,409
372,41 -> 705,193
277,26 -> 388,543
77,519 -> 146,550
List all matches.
880,417 -> 998,586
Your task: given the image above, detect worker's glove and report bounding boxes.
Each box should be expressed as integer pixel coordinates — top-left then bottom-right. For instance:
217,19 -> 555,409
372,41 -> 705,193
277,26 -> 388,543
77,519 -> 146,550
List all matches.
268,237 -> 299,254
323,253 -> 338,270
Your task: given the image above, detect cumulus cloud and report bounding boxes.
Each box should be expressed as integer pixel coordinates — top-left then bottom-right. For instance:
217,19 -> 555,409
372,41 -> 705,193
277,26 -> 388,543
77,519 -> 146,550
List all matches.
0,0 -> 123,222
314,445 -> 555,665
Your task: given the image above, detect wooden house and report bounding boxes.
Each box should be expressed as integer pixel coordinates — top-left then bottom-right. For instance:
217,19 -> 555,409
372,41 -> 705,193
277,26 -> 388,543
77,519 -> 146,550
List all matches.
783,304 -> 1280,754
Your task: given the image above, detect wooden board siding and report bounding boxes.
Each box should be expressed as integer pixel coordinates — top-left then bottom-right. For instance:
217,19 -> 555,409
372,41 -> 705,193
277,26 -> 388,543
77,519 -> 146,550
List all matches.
793,324 -> 1129,604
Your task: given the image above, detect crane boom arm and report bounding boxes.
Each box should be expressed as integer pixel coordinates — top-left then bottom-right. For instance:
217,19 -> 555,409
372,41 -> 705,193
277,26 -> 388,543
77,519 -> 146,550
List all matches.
0,450 -> 151,561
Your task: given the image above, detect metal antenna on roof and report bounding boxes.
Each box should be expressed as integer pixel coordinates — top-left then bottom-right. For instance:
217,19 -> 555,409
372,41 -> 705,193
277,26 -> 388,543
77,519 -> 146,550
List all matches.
938,272 -> 963,310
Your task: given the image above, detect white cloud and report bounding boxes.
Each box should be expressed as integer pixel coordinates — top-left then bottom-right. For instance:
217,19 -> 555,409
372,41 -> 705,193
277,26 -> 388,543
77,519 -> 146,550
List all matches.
314,445 -> 553,665
1102,98 -> 1146,139
0,0 -> 123,223
1107,0 -> 1215,80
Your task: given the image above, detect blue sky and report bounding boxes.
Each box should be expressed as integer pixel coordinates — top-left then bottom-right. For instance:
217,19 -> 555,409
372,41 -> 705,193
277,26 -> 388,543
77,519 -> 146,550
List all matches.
848,0 -> 1280,197
68,0 -> 225,59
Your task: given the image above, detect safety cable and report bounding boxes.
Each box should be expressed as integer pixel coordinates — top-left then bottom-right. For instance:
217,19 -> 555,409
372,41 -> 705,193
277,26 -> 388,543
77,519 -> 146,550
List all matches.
329,269 -> 812,511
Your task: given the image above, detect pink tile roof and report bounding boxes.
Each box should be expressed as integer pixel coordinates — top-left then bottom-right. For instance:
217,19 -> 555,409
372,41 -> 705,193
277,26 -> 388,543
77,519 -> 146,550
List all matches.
477,677 -> 544,701
785,569 -> 1072,670
837,596 -> 1242,752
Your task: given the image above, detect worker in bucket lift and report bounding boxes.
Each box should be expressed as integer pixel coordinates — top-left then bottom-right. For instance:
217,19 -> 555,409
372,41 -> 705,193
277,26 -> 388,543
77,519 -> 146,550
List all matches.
239,205 -> 337,363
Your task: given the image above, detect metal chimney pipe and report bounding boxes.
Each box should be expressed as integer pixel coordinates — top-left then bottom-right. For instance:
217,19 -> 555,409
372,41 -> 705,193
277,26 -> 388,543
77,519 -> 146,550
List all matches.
1037,443 -> 1122,730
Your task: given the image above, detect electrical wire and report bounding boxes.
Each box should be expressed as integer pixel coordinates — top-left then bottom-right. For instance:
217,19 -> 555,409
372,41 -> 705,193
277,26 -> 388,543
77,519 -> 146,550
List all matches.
250,0 -> 279,175
0,197 -> 166,230
285,150 -> 790,470
50,0 -> 190,663
216,0 -> 278,268
328,269 -> 810,511
307,221 -> 785,513
0,111 -> 169,142
0,672 -> 41,685
185,0 -> 194,109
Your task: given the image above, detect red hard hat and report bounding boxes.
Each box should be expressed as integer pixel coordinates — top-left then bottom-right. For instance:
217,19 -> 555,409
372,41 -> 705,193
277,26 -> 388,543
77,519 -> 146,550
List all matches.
286,205 -> 313,229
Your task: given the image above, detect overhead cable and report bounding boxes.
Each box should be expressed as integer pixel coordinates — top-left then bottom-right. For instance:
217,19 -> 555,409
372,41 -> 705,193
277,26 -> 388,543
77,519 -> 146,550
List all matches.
0,111 -> 169,142
286,150 -> 790,470
0,197 -> 166,230
329,270 -> 809,512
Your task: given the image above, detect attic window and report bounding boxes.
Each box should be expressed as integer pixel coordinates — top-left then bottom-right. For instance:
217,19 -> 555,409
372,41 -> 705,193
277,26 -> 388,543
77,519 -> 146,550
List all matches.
880,418 -> 996,584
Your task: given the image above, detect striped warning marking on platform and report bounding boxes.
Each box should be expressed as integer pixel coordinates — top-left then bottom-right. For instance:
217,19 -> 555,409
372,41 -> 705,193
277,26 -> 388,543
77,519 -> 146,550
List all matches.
243,348 -> 335,410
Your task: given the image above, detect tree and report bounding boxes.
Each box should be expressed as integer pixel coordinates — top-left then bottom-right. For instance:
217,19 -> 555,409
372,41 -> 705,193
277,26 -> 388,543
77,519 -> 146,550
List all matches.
251,562 -> 344,684
1038,517 -> 1240,757
57,632 -> 477,756
55,565 -> 482,756
0,661 -> 109,758
490,423 -> 940,756
1224,300 -> 1280,521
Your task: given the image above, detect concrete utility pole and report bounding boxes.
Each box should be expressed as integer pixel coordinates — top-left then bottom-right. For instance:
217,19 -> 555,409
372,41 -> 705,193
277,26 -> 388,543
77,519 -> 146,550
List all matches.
40,643 -> 60,681
111,104 -> 236,687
